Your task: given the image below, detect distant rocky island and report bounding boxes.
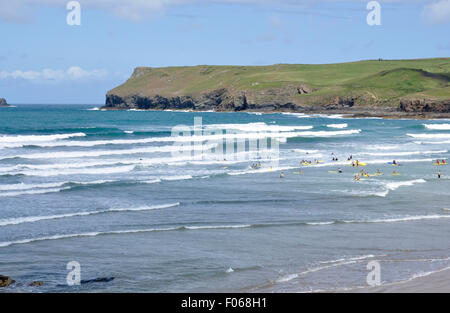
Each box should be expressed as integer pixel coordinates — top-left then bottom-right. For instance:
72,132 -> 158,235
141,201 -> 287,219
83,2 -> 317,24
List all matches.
102,58 -> 450,118
0,98 -> 8,107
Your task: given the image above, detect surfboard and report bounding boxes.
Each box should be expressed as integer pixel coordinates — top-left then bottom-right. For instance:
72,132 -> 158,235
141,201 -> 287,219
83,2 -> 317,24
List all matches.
347,163 -> 367,167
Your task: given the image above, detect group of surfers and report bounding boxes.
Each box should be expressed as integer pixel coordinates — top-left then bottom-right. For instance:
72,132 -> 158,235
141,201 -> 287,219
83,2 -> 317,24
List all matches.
278,156 -> 446,180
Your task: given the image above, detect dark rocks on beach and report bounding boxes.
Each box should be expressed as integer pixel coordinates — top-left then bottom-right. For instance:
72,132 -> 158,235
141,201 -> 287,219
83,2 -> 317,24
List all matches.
0,98 -> 8,107
0,275 -> 15,288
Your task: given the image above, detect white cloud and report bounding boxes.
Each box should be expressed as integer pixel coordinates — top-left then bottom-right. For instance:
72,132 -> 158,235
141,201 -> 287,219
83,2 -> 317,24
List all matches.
0,66 -> 108,82
422,0 -> 450,24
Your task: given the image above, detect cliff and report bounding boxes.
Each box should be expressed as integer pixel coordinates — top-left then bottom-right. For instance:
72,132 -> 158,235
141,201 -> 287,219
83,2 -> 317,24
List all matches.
103,58 -> 450,116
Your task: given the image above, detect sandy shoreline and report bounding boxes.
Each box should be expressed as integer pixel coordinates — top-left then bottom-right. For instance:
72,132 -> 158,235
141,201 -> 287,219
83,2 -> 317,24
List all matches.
338,266 -> 450,293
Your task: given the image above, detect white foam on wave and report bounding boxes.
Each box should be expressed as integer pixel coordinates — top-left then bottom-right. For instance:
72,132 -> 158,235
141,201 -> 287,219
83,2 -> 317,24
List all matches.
0,223 -> 252,247
292,149 -> 320,154
305,221 -> 335,226
423,124 -> 450,130
359,214 -> 450,223
415,140 -> 450,145
375,179 -> 427,197
0,127 -> 361,150
0,152 -> 257,176
0,133 -> 85,144
0,187 -> 70,197
312,114 -> 345,119
278,129 -> 360,138
184,224 -> 251,230
0,182 -> 64,191
408,133 -> 450,139
0,179 -> 116,192
365,145 -> 403,151
276,255 -> 376,283
327,123 -> 348,129
228,166 -> 296,176
318,255 -> 377,265
160,175 -> 193,181
7,144 -> 216,160
301,214 -> 449,227
8,165 -> 135,177
0,179 -> 118,196
0,203 -> 180,227
280,112 -> 311,118
204,122 -> 314,132
359,150 -> 447,157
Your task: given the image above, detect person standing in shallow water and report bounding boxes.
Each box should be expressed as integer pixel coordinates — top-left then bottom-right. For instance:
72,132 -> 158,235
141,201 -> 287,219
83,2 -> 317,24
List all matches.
438,170 -> 441,179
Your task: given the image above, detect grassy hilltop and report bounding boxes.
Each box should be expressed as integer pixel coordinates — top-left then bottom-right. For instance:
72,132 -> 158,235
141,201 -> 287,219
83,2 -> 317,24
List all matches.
105,58 -> 450,116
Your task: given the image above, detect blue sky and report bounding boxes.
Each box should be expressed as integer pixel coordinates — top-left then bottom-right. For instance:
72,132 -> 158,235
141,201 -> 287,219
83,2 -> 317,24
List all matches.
0,0 -> 449,104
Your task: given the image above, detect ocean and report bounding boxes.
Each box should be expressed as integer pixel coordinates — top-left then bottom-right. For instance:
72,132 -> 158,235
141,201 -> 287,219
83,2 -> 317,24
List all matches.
0,104 -> 449,292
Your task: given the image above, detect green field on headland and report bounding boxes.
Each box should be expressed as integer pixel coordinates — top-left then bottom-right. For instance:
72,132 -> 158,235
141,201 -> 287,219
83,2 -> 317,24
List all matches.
105,58 -> 450,115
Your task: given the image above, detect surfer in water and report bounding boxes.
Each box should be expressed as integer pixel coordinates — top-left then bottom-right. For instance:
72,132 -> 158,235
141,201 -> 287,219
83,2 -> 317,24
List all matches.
438,170 -> 441,179
338,168 -> 343,173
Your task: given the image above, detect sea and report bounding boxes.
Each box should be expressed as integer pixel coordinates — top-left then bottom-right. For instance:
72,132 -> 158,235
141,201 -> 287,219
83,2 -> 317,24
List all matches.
0,104 -> 449,292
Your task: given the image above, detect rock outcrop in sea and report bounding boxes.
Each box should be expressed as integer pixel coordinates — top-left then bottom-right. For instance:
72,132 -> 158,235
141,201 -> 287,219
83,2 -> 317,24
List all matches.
0,275 -> 15,287
0,98 -> 8,107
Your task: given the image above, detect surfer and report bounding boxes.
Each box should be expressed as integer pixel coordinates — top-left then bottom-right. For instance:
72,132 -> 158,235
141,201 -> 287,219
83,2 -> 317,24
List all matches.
338,168 -> 343,173
392,160 -> 397,165
280,172 -> 285,178
438,170 -> 441,179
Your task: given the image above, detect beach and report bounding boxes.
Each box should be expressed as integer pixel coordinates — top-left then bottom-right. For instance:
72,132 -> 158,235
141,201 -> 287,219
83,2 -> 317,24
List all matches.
343,266 -> 450,293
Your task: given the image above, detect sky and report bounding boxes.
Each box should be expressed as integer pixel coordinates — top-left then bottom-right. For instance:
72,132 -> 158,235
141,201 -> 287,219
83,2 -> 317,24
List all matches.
0,0 -> 449,104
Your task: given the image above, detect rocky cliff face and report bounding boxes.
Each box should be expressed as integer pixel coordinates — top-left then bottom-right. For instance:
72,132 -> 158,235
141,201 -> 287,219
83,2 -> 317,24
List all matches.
399,98 -> 450,113
104,86 -> 360,113
0,98 -> 8,107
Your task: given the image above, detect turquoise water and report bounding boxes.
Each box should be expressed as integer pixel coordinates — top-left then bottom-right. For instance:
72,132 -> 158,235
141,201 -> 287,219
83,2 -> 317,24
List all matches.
0,104 -> 449,292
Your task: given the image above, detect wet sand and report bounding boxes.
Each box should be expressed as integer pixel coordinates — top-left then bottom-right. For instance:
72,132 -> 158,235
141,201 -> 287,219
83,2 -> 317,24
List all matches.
341,266 -> 450,293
